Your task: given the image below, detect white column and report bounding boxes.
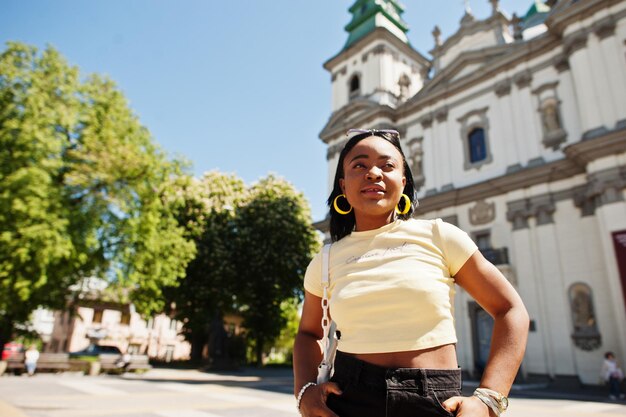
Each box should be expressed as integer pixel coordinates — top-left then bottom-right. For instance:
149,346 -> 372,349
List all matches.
494,86 -> 518,169
530,220 -> 577,375
510,224 -> 552,375
597,32 -> 626,125
556,68 -> 582,143
510,84 -> 529,165
567,36 -> 604,134
587,35 -> 617,128
593,196 -> 626,364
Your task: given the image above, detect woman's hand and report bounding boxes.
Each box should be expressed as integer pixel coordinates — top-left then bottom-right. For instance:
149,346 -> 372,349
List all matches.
298,382 -> 343,417
442,395 -> 493,417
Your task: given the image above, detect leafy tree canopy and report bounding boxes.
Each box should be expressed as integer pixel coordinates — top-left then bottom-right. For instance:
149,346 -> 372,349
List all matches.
0,42 -> 195,350
234,175 -> 321,365
164,172 -> 247,362
166,173 -> 321,366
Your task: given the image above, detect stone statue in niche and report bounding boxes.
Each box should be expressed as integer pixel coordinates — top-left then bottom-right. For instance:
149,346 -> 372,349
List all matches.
541,101 -> 562,133
572,290 -> 594,330
406,138 -> 424,190
568,283 -> 601,351
398,74 -> 411,101
539,98 -> 567,149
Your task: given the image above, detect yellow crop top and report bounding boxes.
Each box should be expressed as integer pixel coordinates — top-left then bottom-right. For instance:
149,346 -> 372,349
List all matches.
304,218 -> 478,354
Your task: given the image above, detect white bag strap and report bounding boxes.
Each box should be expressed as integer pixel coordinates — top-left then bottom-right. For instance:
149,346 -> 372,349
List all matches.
321,243 -> 331,288
320,243 -> 332,363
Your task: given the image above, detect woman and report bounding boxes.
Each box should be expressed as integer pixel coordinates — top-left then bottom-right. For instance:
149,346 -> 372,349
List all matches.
293,129 -> 529,417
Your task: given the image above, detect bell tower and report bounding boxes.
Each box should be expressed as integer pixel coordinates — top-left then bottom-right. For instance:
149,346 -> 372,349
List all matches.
321,0 -> 431,128
320,0 -> 431,195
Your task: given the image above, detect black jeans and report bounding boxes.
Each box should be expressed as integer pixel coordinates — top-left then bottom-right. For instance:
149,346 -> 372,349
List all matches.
327,351 -> 461,417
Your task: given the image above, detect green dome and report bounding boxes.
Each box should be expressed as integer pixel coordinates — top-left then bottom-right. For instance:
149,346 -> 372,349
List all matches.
523,0 -> 551,29
343,0 -> 409,49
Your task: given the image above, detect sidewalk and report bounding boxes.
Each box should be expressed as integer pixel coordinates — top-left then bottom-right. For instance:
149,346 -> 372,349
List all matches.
146,366 -> 625,404
464,377 -> 622,404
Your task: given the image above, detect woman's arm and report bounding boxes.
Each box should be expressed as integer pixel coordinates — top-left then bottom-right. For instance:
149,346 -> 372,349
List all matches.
444,250 -> 529,416
293,290 -> 342,417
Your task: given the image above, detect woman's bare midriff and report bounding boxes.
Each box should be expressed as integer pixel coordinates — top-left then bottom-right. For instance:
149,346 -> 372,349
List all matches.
350,343 -> 458,369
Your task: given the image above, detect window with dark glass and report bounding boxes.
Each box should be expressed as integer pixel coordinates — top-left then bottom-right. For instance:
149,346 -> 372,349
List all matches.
468,128 -> 487,163
474,231 -> 491,251
349,74 -> 360,99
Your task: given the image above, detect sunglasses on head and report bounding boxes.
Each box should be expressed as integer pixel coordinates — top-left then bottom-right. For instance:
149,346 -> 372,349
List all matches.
346,129 -> 400,139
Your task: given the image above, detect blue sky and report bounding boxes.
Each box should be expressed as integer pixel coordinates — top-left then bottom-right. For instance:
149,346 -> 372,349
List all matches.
2,0 -> 534,220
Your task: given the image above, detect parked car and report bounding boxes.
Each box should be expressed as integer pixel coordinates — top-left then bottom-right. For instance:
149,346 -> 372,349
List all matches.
69,344 -> 122,358
1,342 -> 23,360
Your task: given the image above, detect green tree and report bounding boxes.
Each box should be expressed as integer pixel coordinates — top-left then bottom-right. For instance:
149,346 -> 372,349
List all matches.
271,297 -> 302,363
234,175 -> 320,366
0,42 -> 195,352
164,172 -> 247,363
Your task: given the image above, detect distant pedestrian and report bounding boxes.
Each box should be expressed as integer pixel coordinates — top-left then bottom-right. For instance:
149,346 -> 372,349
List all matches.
601,351 -> 625,400
115,351 -> 132,371
24,345 -> 39,376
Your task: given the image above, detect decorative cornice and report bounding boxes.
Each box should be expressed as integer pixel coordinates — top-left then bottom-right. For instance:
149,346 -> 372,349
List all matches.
513,70 -> 532,89
529,194 -> 556,225
532,81 -> 559,96
563,121 -> 626,165
457,107 -> 489,123
324,27 -> 431,72
419,113 -> 433,129
429,12 -> 511,58
414,125 -> 626,217
573,167 -> 626,216
415,158 -> 583,216
552,53 -> 570,73
326,139 -> 348,160
506,200 -> 531,230
546,0 -> 622,36
564,32 -> 588,57
422,44 -> 511,97
494,79 -> 512,97
505,171 -> 626,228
505,195 -> 557,229
593,16 -> 617,40
435,106 -> 449,123
319,99 -> 396,143
399,35 -> 559,118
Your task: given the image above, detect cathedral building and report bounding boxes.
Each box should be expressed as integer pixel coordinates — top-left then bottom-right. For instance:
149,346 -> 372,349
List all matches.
317,0 -> 626,384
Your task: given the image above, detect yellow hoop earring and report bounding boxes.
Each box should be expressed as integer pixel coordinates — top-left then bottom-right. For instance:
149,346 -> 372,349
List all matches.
395,194 -> 411,215
333,194 -> 353,215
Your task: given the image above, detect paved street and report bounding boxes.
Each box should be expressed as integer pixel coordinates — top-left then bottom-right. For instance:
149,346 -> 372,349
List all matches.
1,368 -> 626,417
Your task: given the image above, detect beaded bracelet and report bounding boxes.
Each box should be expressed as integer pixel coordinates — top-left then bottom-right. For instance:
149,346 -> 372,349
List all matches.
296,382 -> 317,413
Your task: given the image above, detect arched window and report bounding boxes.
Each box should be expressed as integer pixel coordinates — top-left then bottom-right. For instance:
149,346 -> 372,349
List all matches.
468,128 -> 487,163
349,74 -> 361,100
459,108 -> 492,170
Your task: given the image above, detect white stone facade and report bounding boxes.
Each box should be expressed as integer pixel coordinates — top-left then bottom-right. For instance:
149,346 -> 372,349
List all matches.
319,0 -> 626,384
